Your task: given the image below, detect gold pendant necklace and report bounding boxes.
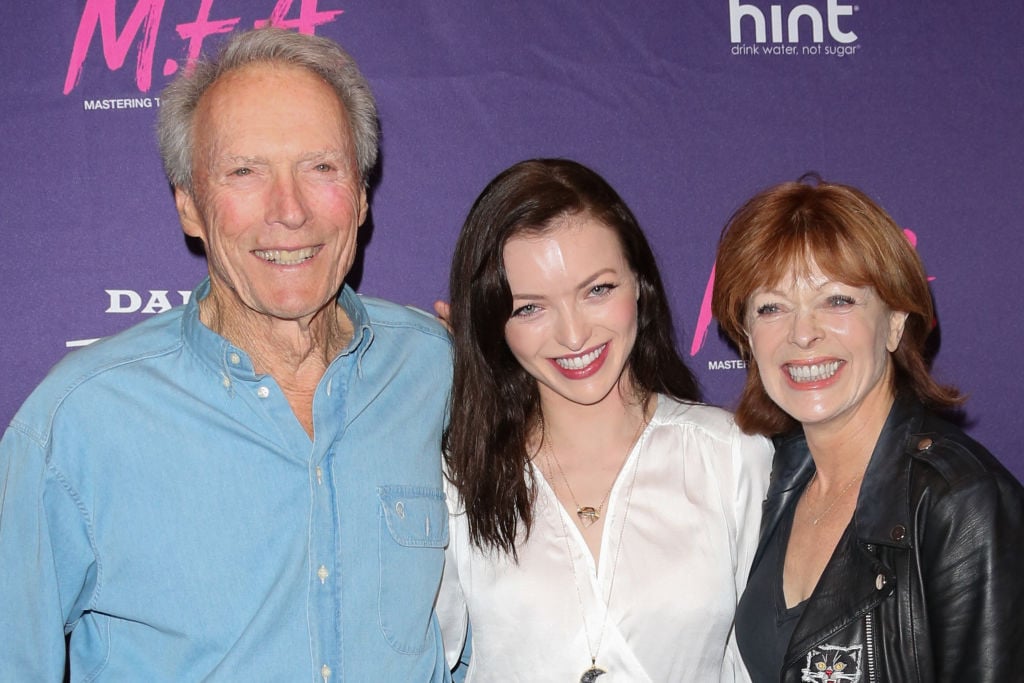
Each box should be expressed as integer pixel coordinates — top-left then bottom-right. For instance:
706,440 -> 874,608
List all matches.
545,416 -> 646,528
541,409 -> 648,682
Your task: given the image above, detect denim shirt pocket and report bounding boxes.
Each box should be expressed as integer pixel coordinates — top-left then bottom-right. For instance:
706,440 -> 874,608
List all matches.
377,485 -> 449,654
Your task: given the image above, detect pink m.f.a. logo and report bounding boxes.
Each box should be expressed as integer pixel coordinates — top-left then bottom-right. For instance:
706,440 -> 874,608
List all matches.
64,0 -> 345,94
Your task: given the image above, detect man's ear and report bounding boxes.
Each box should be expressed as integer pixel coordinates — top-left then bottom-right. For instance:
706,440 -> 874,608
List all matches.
357,184 -> 368,226
175,187 -> 205,241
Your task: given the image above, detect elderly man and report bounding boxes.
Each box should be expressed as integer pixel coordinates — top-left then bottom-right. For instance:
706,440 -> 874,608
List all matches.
0,28 -> 451,681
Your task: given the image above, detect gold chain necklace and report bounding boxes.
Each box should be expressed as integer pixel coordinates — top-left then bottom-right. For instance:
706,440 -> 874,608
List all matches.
541,413 -> 648,682
806,471 -> 863,526
543,416 -> 647,528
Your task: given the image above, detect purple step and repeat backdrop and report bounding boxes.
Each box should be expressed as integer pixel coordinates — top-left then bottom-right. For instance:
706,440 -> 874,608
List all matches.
2,1 -> 1022,479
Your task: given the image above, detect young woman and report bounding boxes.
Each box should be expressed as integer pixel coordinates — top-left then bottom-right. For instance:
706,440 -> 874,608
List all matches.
438,158 -> 772,682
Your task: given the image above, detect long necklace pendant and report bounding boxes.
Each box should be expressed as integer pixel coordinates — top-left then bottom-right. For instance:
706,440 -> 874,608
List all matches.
576,506 -> 600,527
580,663 -> 607,682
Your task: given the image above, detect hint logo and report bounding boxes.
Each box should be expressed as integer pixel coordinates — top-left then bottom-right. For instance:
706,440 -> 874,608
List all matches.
730,0 -> 858,44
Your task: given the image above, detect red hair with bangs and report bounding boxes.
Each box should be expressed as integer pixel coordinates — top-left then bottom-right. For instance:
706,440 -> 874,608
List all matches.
711,176 -> 961,436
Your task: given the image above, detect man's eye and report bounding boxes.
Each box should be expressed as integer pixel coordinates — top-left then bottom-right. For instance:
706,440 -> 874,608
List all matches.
231,168 -> 252,177
314,163 -> 333,172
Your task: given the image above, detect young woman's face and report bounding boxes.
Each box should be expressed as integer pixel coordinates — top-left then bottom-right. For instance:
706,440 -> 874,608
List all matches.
503,215 -> 639,410
745,261 -> 908,436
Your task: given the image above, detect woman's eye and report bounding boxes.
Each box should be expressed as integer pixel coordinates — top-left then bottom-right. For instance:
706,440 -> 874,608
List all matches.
511,304 -> 538,318
755,303 -> 780,315
828,294 -> 856,307
589,283 -> 616,297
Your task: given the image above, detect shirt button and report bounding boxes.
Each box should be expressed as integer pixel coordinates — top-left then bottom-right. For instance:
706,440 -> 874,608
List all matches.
221,376 -> 231,388
229,352 -> 241,365
317,565 -> 329,584
890,524 -> 907,542
257,386 -> 270,398
876,573 -> 887,590
395,501 -> 406,519
917,437 -> 934,451
321,664 -> 331,682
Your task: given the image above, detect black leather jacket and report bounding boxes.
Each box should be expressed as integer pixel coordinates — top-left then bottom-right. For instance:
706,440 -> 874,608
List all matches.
754,395 -> 1024,682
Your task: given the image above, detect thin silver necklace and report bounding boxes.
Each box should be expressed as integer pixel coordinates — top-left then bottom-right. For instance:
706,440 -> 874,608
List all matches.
542,415 -> 647,683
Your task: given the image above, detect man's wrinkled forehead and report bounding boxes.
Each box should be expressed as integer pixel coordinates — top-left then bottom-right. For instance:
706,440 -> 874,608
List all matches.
190,62 -> 355,171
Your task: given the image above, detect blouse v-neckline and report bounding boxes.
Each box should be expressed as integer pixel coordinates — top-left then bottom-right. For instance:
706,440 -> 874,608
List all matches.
532,412 -> 653,577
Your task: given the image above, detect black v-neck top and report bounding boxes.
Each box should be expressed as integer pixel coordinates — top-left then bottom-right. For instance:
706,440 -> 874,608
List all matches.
735,499 -> 806,682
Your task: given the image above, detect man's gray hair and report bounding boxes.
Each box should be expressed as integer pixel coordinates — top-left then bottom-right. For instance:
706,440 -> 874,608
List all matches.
157,27 -> 379,192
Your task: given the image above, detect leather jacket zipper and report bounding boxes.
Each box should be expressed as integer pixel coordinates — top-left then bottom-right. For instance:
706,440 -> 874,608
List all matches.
864,611 -> 877,682
863,543 -> 878,682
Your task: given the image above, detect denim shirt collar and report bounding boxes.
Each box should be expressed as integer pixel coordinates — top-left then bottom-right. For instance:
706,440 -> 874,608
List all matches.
182,277 -> 374,390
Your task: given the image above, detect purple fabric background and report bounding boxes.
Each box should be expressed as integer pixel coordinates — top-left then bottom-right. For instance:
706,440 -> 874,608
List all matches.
2,1 -> 1021,479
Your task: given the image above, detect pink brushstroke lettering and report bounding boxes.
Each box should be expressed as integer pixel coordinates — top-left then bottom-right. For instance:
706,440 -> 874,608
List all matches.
171,0 -> 241,76
690,264 -> 717,357
65,1 -> 346,93
254,0 -> 344,33
903,228 -> 936,281
64,0 -> 165,94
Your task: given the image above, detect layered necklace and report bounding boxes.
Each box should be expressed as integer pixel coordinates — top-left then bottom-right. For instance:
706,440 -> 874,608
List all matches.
541,411 -> 648,682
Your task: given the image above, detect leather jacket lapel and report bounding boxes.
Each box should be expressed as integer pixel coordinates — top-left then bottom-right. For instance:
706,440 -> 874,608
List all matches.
751,431 -> 815,573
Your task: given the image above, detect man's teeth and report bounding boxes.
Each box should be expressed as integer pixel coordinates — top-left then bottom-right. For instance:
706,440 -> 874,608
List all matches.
788,361 -> 841,383
254,247 -> 319,265
555,345 -> 605,370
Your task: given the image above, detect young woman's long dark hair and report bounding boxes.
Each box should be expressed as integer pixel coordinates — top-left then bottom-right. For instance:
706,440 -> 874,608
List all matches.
444,158 -> 701,558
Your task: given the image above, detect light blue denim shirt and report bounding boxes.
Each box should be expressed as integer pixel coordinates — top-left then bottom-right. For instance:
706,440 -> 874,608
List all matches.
0,279 -> 452,682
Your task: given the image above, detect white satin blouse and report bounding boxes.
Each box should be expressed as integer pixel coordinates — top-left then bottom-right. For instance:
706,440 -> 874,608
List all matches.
438,397 -> 773,682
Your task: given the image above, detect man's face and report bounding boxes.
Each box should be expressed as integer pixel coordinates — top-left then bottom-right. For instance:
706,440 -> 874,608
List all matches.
177,63 -> 367,328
